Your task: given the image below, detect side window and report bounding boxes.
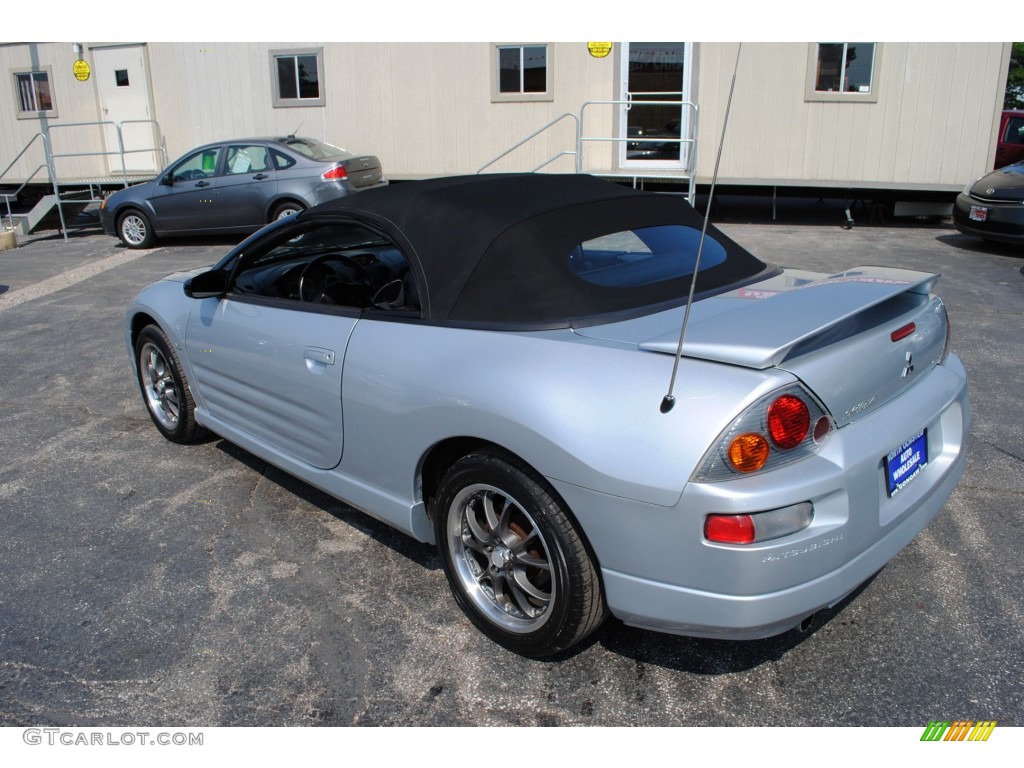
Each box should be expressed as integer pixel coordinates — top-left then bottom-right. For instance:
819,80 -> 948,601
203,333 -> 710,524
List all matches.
805,43 -> 878,103
1004,117 -> 1024,145
270,48 -> 326,108
491,44 -> 553,103
225,145 -> 271,175
170,148 -> 222,183
13,67 -> 57,118
271,149 -> 296,170
230,221 -> 420,312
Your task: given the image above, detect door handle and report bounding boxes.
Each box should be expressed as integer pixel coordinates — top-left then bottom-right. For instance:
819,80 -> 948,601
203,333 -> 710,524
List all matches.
253,173 -> 268,180
304,347 -> 335,365
195,180 -> 210,188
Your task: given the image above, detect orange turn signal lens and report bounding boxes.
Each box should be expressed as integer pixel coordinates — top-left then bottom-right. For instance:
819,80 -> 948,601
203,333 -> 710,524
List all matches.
727,433 -> 770,473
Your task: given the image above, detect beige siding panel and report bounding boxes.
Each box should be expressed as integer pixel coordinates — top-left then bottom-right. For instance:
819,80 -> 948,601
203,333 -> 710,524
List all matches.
0,42 -> 108,183
2,42 -> 1009,192
698,42 -> 1008,190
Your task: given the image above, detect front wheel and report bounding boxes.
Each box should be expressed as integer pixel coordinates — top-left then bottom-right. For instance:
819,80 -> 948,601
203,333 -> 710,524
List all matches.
434,450 -> 606,657
118,210 -> 156,249
134,325 -> 205,444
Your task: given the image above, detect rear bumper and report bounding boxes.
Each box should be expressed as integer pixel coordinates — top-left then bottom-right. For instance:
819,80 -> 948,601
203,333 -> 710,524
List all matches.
555,354 -> 970,640
602,436 -> 966,639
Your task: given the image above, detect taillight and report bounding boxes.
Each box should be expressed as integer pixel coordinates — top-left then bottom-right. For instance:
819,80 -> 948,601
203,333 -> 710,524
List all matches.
693,385 -> 834,482
767,395 -> 810,449
890,322 -> 916,342
727,433 -> 770,473
705,514 -> 755,544
321,165 -> 348,181
705,502 -> 814,545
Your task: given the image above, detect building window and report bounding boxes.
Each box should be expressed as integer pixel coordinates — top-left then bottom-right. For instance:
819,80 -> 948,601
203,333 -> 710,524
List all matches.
270,48 -> 325,108
805,43 -> 878,103
13,68 -> 57,117
492,44 -> 553,102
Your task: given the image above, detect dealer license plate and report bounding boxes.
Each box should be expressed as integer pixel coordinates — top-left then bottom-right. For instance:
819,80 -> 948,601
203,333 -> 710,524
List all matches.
884,429 -> 928,497
969,205 -> 989,222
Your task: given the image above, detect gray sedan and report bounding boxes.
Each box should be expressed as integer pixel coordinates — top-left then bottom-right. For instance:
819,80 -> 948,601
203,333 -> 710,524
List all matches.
124,174 -> 970,657
101,136 -> 386,248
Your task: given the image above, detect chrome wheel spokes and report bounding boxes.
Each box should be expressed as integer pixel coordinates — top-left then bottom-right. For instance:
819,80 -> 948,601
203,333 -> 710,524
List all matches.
140,342 -> 180,430
447,484 -> 553,633
122,215 -> 147,246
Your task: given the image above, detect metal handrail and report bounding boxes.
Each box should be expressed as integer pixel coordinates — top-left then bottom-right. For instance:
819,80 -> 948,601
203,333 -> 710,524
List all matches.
49,119 -> 167,187
0,119 -> 167,239
476,99 -> 699,203
0,132 -> 48,184
530,151 -> 577,173
477,112 -> 579,174
578,98 -> 699,203
1,164 -> 50,229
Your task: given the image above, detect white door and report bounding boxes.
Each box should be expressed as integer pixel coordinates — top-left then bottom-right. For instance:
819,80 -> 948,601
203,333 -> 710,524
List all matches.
619,42 -> 693,170
92,45 -> 159,173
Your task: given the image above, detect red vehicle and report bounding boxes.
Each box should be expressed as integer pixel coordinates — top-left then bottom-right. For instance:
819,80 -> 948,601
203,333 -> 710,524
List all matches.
994,109 -> 1024,169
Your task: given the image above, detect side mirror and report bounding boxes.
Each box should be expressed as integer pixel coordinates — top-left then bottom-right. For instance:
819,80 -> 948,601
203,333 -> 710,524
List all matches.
184,270 -> 228,299
160,173 -> 174,186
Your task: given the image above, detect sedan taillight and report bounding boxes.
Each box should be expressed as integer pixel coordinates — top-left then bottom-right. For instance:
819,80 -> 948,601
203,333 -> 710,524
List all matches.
322,165 -> 348,181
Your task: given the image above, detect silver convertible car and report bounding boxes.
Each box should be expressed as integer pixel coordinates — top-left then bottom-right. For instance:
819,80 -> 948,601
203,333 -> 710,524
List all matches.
125,174 -> 970,657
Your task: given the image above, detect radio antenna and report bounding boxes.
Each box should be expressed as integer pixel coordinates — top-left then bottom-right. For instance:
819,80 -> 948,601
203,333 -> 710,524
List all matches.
660,43 -> 742,414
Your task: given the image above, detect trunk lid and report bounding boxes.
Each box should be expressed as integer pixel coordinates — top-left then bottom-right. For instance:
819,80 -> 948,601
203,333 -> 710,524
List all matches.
576,266 -> 949,426
338,155 -> 385,189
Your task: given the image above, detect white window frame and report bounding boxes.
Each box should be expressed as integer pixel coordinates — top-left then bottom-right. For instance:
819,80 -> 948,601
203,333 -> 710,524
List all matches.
805,43 -> 879,103
12,66 -> 57,119
491,43 -> 553,103
270,48 -> 325,108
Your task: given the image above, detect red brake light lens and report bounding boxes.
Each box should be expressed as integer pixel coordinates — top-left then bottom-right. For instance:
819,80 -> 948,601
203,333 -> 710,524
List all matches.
890,322 -> 916,342
767,395 -> 810,450
705,514 -> 755,544
321,165 -> 348,181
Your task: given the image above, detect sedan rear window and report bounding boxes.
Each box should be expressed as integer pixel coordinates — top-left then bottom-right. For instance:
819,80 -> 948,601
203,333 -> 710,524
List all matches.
570,225 -> 728,287
280,137 -> 350,160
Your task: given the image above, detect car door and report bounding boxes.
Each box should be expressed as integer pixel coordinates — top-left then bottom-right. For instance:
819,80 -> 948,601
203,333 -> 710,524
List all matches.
183,218 -> 393,470
217,143 -> 278,229
148,146 -> 223,232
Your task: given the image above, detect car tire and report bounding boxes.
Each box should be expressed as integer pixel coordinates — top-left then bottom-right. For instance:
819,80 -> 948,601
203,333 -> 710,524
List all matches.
118,209 -> 156,249
271,201 -> 304,221
134,324 -> 206,444
434,449 -> 606,657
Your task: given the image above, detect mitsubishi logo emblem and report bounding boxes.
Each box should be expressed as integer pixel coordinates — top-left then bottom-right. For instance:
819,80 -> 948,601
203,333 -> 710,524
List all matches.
901,351 -> 915,378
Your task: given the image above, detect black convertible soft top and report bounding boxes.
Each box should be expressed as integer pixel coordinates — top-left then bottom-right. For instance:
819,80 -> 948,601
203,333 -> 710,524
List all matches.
306,174 -> 770,328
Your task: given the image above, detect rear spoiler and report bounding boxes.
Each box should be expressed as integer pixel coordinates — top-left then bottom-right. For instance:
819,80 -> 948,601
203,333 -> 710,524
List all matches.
639,267 -> 939,369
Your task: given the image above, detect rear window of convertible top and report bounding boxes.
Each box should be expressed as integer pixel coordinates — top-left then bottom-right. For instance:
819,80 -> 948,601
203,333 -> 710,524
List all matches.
569,225 -> 728,288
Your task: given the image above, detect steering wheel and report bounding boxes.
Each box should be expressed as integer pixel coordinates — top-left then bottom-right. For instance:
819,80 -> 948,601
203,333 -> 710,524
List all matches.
298,254 -> 373,305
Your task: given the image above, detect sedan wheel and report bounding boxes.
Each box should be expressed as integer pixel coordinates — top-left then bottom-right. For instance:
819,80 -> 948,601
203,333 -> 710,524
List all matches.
118,210 -> 155,249
272,202 -> 304,221
434,450 -> 606,657
134,325 -> 205,444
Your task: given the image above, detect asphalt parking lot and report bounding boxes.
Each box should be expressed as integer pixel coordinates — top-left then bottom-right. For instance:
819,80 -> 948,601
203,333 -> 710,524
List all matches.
0,210 -> 1021,727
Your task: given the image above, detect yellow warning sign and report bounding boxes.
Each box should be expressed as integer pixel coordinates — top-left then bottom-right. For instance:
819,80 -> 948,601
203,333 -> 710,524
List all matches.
587,42 -> 613,59
73,59 -> 91,82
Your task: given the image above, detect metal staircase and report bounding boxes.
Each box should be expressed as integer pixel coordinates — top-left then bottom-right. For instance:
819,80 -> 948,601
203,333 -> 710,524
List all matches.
1,120 -> 166,239
478,98 -> 698,203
